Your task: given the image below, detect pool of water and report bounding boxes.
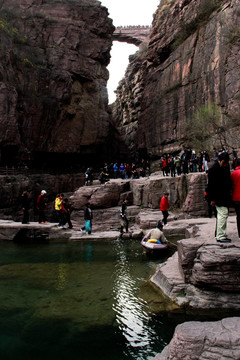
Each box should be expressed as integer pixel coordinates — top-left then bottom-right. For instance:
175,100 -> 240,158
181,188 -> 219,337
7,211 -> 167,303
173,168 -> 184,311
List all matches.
0,239 -> 188,359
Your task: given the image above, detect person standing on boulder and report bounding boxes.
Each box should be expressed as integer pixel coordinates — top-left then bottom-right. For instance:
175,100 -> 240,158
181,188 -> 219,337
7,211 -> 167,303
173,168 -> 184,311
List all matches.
208,152 -> 232,243
231,158 -> 240,239
160,192 -> 169,226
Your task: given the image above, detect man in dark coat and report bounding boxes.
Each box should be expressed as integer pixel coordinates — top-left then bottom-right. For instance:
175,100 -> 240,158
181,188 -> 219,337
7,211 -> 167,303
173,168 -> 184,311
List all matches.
21,190 -> 30,224
208,152 -> 232,242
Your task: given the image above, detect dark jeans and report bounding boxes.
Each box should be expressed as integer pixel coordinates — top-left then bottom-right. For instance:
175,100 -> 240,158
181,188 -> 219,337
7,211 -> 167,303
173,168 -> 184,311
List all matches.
234,202 -> 240,238
56,210 -> 63,226
22,209 -> 29,224
62,213 -> 72,229
38,209 -> 46,223
162,210 -> 169,225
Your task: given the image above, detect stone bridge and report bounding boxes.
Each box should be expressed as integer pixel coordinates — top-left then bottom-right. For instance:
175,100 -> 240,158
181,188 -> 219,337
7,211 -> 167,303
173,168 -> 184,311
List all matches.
113,25 -> 151,46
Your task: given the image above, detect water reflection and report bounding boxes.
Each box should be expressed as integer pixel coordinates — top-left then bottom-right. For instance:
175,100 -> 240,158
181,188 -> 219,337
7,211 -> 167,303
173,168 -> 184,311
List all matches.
112,240 -> 160,359
0,240 -> 175,360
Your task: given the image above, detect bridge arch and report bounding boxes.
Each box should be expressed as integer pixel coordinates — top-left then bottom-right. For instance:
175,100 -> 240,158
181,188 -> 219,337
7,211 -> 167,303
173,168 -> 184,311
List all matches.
112,25 -> 151,46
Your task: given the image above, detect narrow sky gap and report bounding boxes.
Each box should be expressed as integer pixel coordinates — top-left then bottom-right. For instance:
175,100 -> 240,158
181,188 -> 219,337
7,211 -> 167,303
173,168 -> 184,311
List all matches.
98,0 -> 160,103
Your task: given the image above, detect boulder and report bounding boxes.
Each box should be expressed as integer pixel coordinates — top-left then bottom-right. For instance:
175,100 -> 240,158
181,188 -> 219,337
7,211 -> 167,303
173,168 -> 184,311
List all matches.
190,243 -> 240,291
154,317 -> 240,360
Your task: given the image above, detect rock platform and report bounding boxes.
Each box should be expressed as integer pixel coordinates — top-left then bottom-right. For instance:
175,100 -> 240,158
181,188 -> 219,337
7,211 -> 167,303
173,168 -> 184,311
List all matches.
154,317 -> 240,360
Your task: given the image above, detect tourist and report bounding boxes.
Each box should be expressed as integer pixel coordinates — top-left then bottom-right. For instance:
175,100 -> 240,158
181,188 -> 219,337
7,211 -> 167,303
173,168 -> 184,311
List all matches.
212,147 -> 218,163
160,192 -> 169,226
202,150 -> 210,172
162,156 -> 168,176
98,169 -> 109,184
191,150 -> 198,172
119,163 -> 125,179
21,190 -> 30,224
142,221 -> 168,244
125,163 -> 132,179
197,151 -> 203,172
36,190 -> 47,224
181,150 -> 188,174
61,198 -> 73,229
81,203 -> 93,234
85,167 -> 93,186
145,160 -> 151,176
113,162 -> 119,178
55,193 -> 64,227
208,152 -> 232,243
120,199 -> 129,234
174,156 -> 181,176
231,158 -> 240,239
169,156 -> 176,177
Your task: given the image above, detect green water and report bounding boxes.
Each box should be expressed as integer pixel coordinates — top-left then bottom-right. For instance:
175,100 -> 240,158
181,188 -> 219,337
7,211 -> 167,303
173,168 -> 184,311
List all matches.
0,239 -> 180,360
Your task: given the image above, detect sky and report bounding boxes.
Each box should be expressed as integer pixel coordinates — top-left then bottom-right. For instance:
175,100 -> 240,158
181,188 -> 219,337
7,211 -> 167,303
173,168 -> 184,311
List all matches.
98,0 -> 160,103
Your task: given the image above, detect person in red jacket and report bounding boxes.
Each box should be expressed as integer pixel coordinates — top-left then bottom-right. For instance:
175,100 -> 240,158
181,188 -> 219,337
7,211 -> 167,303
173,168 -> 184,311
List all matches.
160,192 -> 169,226
231,158 -> 240,238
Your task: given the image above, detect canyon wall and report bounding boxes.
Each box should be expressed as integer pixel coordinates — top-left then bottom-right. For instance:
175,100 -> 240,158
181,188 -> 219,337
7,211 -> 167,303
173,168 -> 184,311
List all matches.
113,0 -> 240,158
0,0 -> 115,169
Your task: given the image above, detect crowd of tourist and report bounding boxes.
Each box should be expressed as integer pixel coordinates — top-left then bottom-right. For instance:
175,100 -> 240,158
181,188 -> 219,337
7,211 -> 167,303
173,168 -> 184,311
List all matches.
84,146 -> 238,185
84,159 -> 151,185
159,146 -> 238,177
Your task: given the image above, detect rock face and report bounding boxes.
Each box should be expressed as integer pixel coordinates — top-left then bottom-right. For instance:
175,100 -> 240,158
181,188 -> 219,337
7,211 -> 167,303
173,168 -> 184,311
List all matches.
154,317 -> 240,360
150,215 -> 240,309
0,172 -> 84,221
179,240 -> 240,292
113,0 -> 240,157
70,172 -> 207,211
69,172 -> 208,230
0,0 -> 115,168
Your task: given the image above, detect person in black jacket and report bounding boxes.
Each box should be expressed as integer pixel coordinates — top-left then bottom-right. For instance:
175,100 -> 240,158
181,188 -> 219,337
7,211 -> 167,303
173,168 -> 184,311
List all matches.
21,190 -> 30,224
208,152 -> 232,242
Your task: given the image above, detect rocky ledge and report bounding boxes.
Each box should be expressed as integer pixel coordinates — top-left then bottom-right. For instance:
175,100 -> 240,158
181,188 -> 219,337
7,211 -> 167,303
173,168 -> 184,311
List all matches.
154,317 -> 240,360
151,215 -> 240,310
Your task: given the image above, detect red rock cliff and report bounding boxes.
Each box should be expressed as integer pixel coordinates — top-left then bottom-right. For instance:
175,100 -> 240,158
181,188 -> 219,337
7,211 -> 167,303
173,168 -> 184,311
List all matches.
113,0 -> 240,158
0,0 -> 114,168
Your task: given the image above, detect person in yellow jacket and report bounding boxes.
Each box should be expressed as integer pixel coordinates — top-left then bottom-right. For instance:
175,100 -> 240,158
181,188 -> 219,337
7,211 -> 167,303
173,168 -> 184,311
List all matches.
55,193 -> 64,227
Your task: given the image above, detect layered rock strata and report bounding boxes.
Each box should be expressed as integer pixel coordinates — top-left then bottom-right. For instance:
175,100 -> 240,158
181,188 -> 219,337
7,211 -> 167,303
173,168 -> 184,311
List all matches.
69,172 -> 208,231
150,216 -> 240,309
154,317 -> 240,360
0,0 -> 114,168
113,0 -> 240,157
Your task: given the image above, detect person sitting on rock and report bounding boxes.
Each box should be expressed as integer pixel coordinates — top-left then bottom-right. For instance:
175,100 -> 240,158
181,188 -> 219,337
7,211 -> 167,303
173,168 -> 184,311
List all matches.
142,221 -> 168,244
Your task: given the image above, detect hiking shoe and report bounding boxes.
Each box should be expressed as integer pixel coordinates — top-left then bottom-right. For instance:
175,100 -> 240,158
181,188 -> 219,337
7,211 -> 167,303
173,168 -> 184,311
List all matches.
217,238 -> 231,243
